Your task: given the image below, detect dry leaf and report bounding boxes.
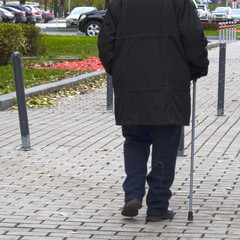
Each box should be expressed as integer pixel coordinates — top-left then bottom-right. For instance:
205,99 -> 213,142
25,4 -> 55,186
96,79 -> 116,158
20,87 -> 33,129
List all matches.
95,148 -> 109,152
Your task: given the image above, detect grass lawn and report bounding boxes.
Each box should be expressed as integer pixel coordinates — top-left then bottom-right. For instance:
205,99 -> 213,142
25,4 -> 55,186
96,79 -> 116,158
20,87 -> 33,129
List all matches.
204,25 -> 240,36
0,35 -> 99,95
1,29 -> 240,96
44,35 -> 99,58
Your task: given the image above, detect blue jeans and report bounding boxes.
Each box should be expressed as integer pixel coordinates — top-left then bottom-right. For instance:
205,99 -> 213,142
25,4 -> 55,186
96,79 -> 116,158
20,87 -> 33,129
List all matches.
122,125 -> 181,216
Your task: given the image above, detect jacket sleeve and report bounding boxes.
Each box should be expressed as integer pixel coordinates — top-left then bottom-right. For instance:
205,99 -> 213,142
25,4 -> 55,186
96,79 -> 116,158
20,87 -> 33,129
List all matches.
177,0 -> 209,80
98,5 -> 117,75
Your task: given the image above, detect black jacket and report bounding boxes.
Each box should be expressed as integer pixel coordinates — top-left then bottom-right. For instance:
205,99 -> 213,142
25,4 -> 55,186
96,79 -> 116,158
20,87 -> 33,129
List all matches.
98,0 -> 209,126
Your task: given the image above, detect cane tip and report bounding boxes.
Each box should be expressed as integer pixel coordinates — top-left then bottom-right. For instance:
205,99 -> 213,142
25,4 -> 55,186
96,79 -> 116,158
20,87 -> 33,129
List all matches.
188,211 -> 194,221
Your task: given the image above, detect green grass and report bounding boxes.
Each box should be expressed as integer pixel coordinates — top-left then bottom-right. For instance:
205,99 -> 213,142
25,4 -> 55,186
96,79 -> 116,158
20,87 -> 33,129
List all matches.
44,35 -> 99,59
0,30 -> 239,96
0,35 -> 99,95
204,25 -> 240,36
0,64 -> 89,95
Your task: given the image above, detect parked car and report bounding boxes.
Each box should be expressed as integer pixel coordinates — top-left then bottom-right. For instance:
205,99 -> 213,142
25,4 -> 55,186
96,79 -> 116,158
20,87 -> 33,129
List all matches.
197,4 -> 211,22
1,5 -> 27,23
77,9 -> 106,36
24,5 -> 42,22
229,9 -> 240,23
66,6 -> 97,27
41,10 -> 54,23
3,4 -> 36,24
212,7 -> 232,22
0,7 -> 15,23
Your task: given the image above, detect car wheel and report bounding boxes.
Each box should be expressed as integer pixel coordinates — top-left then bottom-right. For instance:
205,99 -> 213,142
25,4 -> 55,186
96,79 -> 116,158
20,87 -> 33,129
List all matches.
85,21 -> 102,37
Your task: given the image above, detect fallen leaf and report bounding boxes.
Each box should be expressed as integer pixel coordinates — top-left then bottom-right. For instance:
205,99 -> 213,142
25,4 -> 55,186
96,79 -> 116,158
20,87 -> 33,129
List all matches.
59,212 -> 68,216
95,148 -> 109,152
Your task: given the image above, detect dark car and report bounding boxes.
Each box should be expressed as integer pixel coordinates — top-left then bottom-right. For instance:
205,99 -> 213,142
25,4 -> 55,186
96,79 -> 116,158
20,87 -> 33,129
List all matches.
3,4 -> 36,24
77,9 -> 106,37
1,6 -> 27,23
0,7 -> 16,23
41,10 -> 54,23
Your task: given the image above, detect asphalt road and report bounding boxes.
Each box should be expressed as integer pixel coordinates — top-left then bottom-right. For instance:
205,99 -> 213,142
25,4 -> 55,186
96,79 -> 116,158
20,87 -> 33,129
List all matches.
36,19 -> 221,40
36,19 -> 85,36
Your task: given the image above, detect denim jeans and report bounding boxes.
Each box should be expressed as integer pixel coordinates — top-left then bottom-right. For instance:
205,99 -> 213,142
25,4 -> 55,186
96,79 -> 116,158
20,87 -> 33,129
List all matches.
122,125 -> 182,216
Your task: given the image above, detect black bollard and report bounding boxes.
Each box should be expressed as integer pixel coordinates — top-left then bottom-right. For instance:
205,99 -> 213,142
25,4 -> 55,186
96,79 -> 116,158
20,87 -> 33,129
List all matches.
178,126 -> 186,156
217,42 -> 226,116
12,52 -> 31,151
107,74 -> 113,111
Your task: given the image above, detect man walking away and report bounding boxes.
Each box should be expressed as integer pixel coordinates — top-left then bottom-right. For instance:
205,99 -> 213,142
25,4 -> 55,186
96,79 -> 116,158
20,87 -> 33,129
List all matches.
98,0 -> 209,222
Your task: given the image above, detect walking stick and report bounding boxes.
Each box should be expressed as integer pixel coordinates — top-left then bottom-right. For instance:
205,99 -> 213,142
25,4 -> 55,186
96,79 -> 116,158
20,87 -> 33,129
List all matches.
188,78 -> 197,221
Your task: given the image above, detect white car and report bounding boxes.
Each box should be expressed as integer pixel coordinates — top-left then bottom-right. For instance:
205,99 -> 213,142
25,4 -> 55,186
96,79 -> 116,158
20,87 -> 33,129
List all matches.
66,6 -> 96,27
197,4 -> 211,22
24,5 -> 42,22
212,7 -> 232,22
229,9 -> 240,23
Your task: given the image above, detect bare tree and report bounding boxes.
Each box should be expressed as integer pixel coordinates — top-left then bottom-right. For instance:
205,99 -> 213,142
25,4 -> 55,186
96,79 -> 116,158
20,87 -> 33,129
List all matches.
54,0 -> 59,17
103,0 -> 110,9
87,0 -> 95,5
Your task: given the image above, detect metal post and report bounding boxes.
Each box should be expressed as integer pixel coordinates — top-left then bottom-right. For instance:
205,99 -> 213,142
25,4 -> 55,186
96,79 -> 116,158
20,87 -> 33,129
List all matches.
229,22 -> 231,41
222,23 -> 225,42
188,79 -> 197,222
226,22 -> 228,42
234,22 -> 237,41
217,43 -> 226,116
178,126 -> 186,156
219,22 -> 222,42
12,52 -> 31,151
106,74 -> 113,111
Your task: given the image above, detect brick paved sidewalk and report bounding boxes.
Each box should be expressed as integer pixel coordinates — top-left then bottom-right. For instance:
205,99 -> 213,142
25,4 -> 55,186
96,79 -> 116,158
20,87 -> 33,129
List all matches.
0,41 -> 239,240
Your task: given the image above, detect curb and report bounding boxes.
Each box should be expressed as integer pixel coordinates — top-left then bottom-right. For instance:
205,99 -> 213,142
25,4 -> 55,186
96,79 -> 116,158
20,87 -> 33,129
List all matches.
0,41 -> 219,111
207,41 -> 220,49
0,71 -> 106,111
42,28 -> 77,33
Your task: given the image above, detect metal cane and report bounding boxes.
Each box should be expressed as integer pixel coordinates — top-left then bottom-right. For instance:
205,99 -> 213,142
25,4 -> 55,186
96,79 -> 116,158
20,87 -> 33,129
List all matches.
188,78 -> 197,221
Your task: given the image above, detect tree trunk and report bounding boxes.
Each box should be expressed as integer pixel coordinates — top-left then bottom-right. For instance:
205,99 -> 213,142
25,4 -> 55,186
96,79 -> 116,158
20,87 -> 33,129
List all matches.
44,0 -> 48,11
54,0 -> 59,17
19,0 -> 25,4
103,0 -> 110,9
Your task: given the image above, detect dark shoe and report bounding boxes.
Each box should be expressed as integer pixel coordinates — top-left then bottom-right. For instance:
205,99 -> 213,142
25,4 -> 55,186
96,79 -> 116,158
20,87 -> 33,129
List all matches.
146,208 -> 175,222
121,198 -> 142,217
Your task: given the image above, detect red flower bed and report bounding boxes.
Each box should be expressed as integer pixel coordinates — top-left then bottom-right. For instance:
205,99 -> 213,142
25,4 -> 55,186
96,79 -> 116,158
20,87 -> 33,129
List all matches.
32,57 -> 104,71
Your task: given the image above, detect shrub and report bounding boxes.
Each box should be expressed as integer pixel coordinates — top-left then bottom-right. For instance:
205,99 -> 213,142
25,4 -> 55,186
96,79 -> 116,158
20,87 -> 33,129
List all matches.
20,24 -> 47,56
202,22 -> 219,31
0,23 -> 27,65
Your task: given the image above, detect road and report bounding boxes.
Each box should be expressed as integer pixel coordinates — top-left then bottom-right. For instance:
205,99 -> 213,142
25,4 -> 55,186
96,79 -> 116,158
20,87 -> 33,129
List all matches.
36,19 -> 221,41
36,19 -> 85,36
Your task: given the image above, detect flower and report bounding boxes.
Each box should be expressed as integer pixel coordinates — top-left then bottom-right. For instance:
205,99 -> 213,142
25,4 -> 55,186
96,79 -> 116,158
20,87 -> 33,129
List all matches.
32,57 -> 104,71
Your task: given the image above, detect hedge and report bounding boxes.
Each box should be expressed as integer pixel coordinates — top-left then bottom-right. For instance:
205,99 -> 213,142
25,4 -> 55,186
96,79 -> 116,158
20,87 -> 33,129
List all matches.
202,22 -> 219,31
0,23 -> 47,65
0,23 -> 26,65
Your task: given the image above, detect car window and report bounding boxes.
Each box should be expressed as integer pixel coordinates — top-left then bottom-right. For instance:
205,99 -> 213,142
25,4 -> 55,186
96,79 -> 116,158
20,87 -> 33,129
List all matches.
71,7 -> 96,15
230,10 -> 240,15
0,8 -> 10,13
214,8 -> 229,13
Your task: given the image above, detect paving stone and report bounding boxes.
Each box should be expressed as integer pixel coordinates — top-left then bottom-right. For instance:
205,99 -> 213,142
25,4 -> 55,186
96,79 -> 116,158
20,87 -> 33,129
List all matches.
0,41 -> 240,239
